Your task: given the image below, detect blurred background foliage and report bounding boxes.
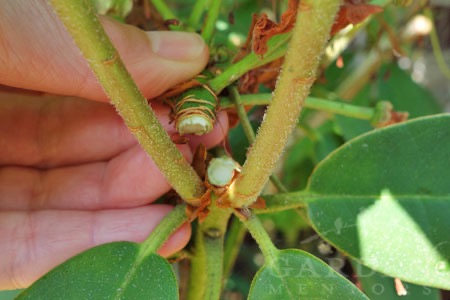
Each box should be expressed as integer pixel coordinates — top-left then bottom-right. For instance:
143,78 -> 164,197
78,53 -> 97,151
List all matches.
2,0 -> 449,299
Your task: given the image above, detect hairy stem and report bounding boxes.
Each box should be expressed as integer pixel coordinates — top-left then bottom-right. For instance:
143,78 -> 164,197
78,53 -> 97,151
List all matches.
50,0 -> 205,204
225,0 -> 342,207
236,212 -> 278,265
227,87 -> 288,192
187,197 -> 232,300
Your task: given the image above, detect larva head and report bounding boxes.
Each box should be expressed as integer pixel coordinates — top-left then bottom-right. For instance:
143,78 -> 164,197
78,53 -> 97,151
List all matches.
177,115 -> 213,135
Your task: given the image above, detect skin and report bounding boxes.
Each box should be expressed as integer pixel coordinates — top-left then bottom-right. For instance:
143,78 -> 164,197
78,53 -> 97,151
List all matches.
0,1 -> 228,290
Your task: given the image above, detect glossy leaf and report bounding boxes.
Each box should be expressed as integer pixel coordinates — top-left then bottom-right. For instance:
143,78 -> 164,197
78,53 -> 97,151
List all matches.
306,114 -> 450,289
17,242 -> 178,300
248,249 -> 368,300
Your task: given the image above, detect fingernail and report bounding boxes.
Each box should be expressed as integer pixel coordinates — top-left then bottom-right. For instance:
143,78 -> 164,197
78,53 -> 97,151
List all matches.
147,31 -> 206,61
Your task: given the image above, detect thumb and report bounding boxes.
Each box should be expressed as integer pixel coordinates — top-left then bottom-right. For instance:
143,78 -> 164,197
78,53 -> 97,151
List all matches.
0,1 -> 208,102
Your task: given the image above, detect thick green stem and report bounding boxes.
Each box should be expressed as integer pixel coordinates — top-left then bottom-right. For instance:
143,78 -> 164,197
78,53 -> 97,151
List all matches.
227,87 -> 288,192
139,204 -> 188,256
220,94 -> 375,120
208,33 -> 291,93
201,0 -> 223,45
50,0 -> 205,204
236,212 -> 278,265
187,197 -> 232,300
226,1 -> 342,207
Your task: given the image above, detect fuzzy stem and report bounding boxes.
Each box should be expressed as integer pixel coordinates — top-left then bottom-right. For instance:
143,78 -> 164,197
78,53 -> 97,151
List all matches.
227,87 -> 288,192
220,94 -> 375,120
187,197 -> 232,300
226,0 -> 342,208
208,33 -> 291,93
201,0 -> 223,45
139,204 -> 188,256
236,212 -> 278,265
50,0 -> 205,203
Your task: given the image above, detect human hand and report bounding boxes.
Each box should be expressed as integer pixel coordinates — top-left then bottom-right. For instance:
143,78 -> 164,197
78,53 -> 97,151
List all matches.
0,1 -> 228,290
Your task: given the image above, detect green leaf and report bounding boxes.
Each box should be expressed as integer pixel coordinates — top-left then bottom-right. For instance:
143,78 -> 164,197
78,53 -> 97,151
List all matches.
17,242 -> 178,300
306,114 -> 450,289
248,249 -> 368,300
351,260 -> 441,300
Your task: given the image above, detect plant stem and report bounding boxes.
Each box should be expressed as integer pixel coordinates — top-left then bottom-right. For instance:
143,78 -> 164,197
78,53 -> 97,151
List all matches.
236,212 -> 278,265
255,191 -> 312,214
50,0 -> 205,204
188,0 -> 208,30
227,87 -> 288,192
149,0 -> 177,20
139,204 -> 188,256
227,86 -> 256,142
220,94 -> 375,120
269,175 -> 288,193
208,33 -> 291,94
187,196 -> 232,300
424,7 -> 450,80
225,0 -> 342,208
201,0 -> 223,45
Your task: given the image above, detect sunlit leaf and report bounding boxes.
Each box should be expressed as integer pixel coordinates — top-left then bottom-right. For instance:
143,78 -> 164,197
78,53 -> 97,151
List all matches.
306,114 -> 450,289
